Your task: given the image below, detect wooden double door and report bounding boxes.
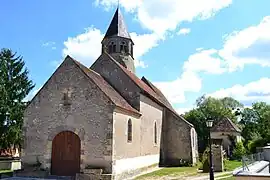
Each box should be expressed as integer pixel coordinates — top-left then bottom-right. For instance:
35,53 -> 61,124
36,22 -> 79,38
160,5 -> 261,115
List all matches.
51,131 -> 81,176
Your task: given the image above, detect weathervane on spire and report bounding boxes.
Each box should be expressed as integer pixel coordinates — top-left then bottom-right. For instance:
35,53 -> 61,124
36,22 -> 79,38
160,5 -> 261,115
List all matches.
117,0 -> 120,9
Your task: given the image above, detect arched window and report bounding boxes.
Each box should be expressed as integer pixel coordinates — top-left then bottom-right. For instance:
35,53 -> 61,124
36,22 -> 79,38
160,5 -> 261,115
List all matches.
154,121 -> 157,144
120,41 -> 128,53
108,41 -> 116,53
127,119 -> 132,142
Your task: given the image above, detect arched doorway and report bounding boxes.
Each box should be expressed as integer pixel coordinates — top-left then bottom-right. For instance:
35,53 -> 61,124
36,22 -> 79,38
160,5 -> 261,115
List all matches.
51,131 -> 81,176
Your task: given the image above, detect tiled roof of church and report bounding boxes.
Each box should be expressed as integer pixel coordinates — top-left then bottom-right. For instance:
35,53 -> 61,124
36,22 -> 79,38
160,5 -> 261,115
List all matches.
141,77 -> 174,110
103,53 -> 193,127
103,8 -> 132,41
71,57 -> 140,115
211,117 -> 241,133
141,76 -> 193,127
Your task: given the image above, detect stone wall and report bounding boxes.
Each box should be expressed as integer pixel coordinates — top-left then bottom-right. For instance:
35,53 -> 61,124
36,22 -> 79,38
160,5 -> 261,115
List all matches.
212,144 -> 224,172
101,37 -> 135,73
160,109 -> 194,166
23,57 -> 114,173
91,53 -> 141,111
111,94 -> 162,178
112,110 -> 141,160
139,94 -> 163,156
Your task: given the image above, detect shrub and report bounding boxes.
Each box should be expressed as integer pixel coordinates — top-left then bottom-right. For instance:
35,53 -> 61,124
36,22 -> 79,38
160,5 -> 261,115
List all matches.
201,148 -> 210,172
247,138 -> 266,154
223,158 -> 230,171
232,141 -> 246,160
179,159 -> 192,167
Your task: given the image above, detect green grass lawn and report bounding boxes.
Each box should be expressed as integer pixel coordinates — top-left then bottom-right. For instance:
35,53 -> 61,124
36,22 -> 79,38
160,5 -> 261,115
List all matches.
0,169 -> 13,173
221,177 -> 235,180
136,160 -> 242,180
224,160 -> 242,171
136,166 -> 198,179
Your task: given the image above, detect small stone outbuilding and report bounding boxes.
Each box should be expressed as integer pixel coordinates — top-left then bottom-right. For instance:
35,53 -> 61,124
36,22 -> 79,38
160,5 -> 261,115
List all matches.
211,117 -> 242,157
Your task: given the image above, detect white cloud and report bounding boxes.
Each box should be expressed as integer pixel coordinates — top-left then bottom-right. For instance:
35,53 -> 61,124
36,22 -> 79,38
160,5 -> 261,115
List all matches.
95,0 -> 141,12
62,27 -> 160,68
177,107 -> 194,114
95,0 -> 232,36
92,0 -> 233,105
154,71 -> 202,104
183,49 -> 227,74
177,28 -> 191,35
219,16 -> 270,70
130,32 -> 161,59
61,0 -> 232,104
208,78 -> 270,103
62,27 -> 104,67
184,16 -> 270,74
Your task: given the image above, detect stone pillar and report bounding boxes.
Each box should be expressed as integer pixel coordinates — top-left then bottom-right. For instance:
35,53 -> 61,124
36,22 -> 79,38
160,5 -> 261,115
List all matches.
212,144 -> 224,172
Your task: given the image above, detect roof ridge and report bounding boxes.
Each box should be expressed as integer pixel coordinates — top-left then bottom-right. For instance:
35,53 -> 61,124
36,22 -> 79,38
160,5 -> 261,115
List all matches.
226,117 -> 241,132
104,53 -> 193,127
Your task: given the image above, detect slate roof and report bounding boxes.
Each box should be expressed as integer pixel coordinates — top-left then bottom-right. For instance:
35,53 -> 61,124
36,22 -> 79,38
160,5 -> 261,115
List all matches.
211,117 -> 241,133
141,77 -> 174,111
103,53 -> 193,127
141,76 -> 193,127
71,56 -> 140,115
103,8 -> 132,41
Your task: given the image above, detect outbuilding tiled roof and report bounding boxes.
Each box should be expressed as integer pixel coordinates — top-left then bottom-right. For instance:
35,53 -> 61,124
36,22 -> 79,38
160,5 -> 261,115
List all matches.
211,117 -> 241,133
71,56 -> 140,115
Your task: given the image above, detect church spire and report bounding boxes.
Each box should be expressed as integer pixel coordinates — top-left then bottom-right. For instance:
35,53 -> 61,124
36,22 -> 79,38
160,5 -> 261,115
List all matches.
101,7 -> 135,73
103,7 -> 133,42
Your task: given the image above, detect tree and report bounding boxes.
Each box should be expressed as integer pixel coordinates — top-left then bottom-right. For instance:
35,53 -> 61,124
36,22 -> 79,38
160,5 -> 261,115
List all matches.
0,48 -> 34,151
239,108 -> 260,145
232,141 -> 246,160
184,95 -> 241,153
237,102 -> 270,153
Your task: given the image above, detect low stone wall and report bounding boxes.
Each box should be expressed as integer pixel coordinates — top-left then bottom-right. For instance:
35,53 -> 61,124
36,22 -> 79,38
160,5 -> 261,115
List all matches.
0,158 -> 21,171
233,161 -> 270,180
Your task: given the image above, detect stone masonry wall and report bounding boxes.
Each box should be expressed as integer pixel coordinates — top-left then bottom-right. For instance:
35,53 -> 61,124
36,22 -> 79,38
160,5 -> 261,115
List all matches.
91,53 -> 141,111
102,37 -> 135,73
161,109 -> 193,166
212,144 -> 224,172
112,110 -> 141,160
111,94 -> 162,179
23,57 -> 114,173
139,94 -> 163,156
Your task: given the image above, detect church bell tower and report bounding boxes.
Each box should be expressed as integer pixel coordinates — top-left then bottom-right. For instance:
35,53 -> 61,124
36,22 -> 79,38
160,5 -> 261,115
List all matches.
101,8 -> 135,73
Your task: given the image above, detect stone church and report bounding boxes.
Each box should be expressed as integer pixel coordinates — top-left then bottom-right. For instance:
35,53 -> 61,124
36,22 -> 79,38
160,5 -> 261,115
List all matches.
22,8 -> 198,179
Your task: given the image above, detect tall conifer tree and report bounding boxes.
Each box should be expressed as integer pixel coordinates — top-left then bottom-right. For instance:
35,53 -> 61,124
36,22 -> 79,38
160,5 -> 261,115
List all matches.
0,48 -> 34,151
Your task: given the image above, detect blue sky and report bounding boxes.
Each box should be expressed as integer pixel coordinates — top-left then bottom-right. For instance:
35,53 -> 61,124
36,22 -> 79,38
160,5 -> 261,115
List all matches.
1,0 -> 270,113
